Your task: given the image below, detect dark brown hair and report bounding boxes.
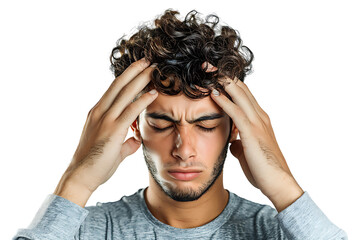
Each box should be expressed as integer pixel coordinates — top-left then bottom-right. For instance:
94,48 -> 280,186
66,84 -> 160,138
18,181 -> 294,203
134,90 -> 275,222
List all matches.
110,9 -> 253,99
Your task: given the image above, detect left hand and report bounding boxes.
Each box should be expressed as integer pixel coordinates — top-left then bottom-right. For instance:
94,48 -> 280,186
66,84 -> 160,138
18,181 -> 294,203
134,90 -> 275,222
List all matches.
210,76 -> 304,212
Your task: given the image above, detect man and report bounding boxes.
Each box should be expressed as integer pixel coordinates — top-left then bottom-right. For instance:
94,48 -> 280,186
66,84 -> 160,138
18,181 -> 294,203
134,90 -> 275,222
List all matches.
13,9 -> 347,239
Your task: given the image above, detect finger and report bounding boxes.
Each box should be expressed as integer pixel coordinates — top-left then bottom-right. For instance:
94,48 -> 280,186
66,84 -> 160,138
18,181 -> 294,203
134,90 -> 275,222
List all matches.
220,77 -> 260,123
116,89 -> 158,133
106,65 -> 157,119
210,89 -> 252,137
233,77 -> 268,121
233,78 -> 276,140
94,58 -> 151,116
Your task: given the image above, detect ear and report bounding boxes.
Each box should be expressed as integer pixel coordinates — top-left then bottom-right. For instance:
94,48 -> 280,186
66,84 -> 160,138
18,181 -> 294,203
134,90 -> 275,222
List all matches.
130,118 -> 142,142
229,121 -> 239,143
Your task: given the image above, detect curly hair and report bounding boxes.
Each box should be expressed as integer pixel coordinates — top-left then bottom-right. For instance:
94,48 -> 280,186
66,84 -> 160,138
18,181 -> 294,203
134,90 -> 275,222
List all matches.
110,9 -> 253,99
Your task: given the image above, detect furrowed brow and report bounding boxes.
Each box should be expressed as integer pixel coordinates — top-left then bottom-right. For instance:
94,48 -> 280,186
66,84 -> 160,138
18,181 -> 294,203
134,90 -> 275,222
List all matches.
188,113 -> 224,123
146,112 -> 180,124
145,112 -> 224,124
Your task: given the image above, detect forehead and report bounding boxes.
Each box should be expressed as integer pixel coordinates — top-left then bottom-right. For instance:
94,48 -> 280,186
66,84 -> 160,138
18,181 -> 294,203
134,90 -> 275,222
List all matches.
145,91 -> 224,116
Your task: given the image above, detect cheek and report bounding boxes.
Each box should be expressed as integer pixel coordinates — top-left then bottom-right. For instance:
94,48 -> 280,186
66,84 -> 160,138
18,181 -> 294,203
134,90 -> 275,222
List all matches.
197,123 -> 230,164
196,130 -> 226,158
141,127 -> 172,153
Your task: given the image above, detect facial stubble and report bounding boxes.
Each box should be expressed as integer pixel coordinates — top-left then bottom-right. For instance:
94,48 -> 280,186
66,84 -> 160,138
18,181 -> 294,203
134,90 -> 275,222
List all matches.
142,129 -> 231,202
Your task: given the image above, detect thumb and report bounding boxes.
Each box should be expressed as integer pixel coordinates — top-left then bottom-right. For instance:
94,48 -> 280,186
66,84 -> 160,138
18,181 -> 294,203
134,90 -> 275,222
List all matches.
120,137 -> 142,160
230,139 -> 259,189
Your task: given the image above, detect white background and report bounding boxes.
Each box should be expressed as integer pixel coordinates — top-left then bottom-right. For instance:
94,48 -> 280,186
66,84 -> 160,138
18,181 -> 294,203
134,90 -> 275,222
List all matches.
1,0 -> 359,239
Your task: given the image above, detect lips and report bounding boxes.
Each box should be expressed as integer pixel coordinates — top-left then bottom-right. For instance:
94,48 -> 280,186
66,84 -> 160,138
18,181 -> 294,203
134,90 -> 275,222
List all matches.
168,169 -> 202,181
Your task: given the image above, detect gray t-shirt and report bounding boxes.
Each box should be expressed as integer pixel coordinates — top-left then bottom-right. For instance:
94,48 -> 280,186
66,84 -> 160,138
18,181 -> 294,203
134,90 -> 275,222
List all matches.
13,188 -> 347,239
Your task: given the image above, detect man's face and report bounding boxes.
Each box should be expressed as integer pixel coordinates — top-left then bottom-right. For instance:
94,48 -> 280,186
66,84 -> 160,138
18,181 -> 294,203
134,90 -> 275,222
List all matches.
137,91 -> 233,202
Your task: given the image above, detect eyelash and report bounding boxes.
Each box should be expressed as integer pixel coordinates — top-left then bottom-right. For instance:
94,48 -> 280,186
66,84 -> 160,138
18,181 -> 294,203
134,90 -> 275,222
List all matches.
152,125 -> 216,133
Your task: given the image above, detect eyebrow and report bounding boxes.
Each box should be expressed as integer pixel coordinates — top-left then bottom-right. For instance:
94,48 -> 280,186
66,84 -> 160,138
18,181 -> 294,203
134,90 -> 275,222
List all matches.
145,112 -> 224,124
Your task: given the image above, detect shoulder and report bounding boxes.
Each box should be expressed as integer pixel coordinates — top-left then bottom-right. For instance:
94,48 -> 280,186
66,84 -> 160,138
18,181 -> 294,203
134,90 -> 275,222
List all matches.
73,189 -> 146,238
224,191 -> 284,238
228,191 -> 277,220
83,188 -> 144,225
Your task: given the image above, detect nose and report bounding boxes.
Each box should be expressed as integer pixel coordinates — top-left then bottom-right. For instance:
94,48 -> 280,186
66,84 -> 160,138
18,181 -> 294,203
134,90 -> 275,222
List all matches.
171,129 -> 196,161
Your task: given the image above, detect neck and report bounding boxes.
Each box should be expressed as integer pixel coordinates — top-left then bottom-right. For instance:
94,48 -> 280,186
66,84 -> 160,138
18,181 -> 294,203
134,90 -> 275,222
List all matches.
144,172 -> 229,229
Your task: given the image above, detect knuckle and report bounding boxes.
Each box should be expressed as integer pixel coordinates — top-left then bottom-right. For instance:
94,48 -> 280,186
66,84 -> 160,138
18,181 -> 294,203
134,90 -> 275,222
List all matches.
102,111 -> 116,124
117,111 -> 130,126
88,106 -> 101,120
121,102 -> 140,122
262,111 -> 271,124
247,115 -> 265,131
87,109 -> 93,118
124,102 -> 137,116
242,115 -> 252,127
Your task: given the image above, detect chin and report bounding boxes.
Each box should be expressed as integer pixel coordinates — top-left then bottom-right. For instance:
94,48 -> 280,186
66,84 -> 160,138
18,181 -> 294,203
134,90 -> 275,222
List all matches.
157,170 -> 221,202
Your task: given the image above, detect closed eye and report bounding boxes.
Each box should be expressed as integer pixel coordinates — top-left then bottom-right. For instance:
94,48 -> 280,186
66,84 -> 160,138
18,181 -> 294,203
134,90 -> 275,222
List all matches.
151,126 -> 172,132
151,125 -> 216,133
197,126 -> 216,132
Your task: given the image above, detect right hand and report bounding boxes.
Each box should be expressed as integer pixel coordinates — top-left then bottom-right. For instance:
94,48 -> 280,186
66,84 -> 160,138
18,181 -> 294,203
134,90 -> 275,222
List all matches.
55,58 -> 158,196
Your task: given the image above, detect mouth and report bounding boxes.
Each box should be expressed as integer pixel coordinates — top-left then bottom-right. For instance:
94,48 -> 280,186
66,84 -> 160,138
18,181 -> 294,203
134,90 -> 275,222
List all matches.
168,169 -> 202,181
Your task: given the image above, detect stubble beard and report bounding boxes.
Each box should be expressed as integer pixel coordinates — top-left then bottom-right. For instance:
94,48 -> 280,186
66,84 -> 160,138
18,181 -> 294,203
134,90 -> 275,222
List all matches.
142,138 -> 230,202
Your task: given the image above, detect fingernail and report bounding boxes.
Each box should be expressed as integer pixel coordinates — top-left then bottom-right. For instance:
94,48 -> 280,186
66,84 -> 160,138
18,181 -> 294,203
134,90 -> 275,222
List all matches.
212,89 -> 220,96
149,89 -> 157,95
150,63 -> 158,68
140,57 -> 150,65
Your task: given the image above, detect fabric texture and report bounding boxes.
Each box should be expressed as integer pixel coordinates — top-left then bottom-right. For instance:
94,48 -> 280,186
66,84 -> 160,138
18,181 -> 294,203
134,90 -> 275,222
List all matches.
13,188 -> 348,239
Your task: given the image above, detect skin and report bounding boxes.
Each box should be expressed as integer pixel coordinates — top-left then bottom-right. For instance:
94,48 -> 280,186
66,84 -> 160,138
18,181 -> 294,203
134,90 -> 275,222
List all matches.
54,58 -> 304,229
209,76 -> 304,211
54,58 -> 159,207
130,62 -> 304,228
131,91 -> 238,228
